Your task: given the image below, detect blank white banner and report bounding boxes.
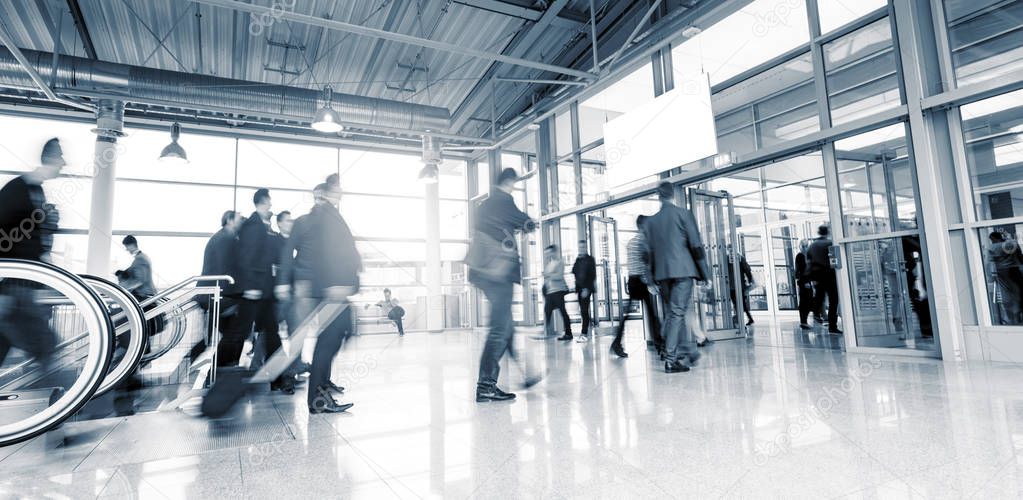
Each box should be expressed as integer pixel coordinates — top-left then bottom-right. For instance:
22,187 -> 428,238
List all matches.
603,73 -> 718,190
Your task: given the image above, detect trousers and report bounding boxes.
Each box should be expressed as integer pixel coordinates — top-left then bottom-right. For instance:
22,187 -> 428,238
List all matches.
477,280 -> 515,390
658,278 -> 696,364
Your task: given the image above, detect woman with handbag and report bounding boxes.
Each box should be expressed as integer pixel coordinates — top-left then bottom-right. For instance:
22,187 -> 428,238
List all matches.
466,168 -> 538,403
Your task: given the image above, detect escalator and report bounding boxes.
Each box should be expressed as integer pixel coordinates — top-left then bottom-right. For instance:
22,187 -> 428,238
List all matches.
0,259 -> 233,447
0,259 -> 114,447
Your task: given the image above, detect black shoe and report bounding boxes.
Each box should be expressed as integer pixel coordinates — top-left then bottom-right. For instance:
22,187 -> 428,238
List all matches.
476,387 -> 516,402
557,334 -> 573,341
686,351 -> 701,366
310,402 -> 354,414
665,361 -> 690,373
829,329 -> 844,335
610,344 -> 628,358
799,323 -> 812,330
697,339 -> 707,348
325,381 -> 345,394
746,318 -> 755,326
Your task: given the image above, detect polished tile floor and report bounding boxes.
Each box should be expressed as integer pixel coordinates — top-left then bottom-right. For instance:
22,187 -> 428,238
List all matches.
3,323 -> 1023,499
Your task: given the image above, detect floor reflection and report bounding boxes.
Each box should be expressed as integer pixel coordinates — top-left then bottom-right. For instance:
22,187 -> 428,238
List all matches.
3,325 -> 1023,498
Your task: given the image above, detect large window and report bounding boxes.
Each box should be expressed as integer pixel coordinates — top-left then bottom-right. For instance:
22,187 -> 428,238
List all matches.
823,17 -> 902,126
817,0 -> 887,35
714,52 -> 818,155
672,0 -> 811,86
961,88 -> 1023,222
944,0 -> 1023,87
960,89 -> 1023,326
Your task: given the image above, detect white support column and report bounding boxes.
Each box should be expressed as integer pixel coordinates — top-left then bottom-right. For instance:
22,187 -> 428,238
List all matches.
892,0 -> 965,361
423,136 -> 444,332
86,100 -> 124,276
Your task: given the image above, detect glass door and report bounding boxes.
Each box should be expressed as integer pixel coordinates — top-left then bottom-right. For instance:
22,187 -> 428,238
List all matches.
588,216 -> 623,326
835,124 -> 936,354
689,189 -> 745,340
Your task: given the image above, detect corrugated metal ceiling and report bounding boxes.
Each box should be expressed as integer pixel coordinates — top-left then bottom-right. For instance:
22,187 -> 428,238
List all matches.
0,0 -> 590,114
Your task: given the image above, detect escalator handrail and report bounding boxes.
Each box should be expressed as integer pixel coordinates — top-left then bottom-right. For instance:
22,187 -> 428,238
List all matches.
81,275 -> 149,398
0,258 -> 114,448
140,300 -> 200,363
139,275 -> 234,308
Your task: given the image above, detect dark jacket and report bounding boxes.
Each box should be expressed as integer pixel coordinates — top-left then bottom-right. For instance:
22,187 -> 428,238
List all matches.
795,252 -> 810,285
201,227 -> 238,295
727,254 -> 753,292
807,236 -> 833,275
279,203 -> 361,296
0,176 -> 51,261
236,212 -> 277,296
645,200 -> 709,281
469,188 -> 535,285
572,254 -> 597,292
122,250 -> 157,298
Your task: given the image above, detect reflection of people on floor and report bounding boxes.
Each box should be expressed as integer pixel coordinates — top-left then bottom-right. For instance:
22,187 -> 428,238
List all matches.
366,288 -> 405,336
795,240 -> 816,329
987,231 -> 1023,325
808,225 -> 842,334
727,247 -> 755,326
542,245 -> 572,340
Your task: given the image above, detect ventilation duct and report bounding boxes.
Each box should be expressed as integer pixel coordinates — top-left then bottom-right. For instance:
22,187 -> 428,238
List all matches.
0,47 -> 451,134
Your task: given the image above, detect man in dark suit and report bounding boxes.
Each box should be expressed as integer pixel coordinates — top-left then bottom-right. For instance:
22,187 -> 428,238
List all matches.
807,225 -> 842,334
201,210 -> 242,360
119,235 -> 157,300
0,138 -> 65,367
277,175 -> 360,413
468,168 -> 538,403
645,182 -> 709,373
571,245 -> 597,342
224,188 -> 292,392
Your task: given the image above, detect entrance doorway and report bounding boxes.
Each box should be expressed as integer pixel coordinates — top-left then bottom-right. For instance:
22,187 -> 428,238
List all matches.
689,189 -> 746,341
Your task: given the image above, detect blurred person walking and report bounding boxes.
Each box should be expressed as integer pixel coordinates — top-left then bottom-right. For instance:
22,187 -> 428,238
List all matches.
467,168 -> 539,403
795,240 -> 815,329
221,188 -> 293,393
645,182 -> 710,374
808,225 -> 842,334
543,245 -> 572,341
277,175 -> 360,413
0,138 -> 65,367
611,215 -> 661,359
571,244 -> 597,343
987,231 -> 1023,325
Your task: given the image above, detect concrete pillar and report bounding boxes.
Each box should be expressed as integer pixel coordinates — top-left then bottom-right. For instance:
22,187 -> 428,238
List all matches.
423,136 -> 444,332
86,100 -> 124,276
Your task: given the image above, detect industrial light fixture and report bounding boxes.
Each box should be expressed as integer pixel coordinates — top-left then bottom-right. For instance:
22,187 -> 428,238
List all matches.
312,87 -> 344,133
159,122 -> 188,164
418,163 -> 439,184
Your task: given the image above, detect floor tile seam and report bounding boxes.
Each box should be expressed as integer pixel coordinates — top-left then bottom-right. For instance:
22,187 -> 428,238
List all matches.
0,439 -> 31,466
559,417 -> 680,500
960,452 -> 1021,500
332,431 -> 419,494
70,417 -> 129,473
821,417 -> 940,498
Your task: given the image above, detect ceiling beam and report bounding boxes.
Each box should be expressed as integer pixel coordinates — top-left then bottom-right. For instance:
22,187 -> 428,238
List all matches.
449,0 -> 574,133
191,0 -> 596,80
451,0 -> 585,29
65,0 -> 96,59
